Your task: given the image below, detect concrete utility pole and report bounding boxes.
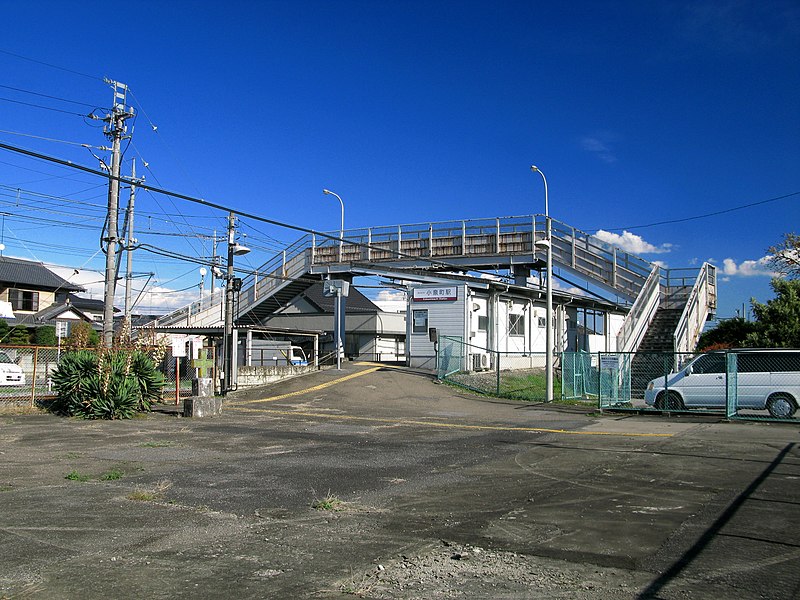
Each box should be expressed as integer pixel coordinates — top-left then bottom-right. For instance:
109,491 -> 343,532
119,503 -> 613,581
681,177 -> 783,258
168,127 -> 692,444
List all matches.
123,159 -> 142,323
223,212 -> 249,394
102,80 -> 134,347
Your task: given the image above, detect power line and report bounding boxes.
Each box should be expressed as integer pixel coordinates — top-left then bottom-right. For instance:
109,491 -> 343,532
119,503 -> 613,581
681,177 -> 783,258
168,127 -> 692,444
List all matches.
607,191 -> 800,231
0,48 -> 102,81
0,83 -> 99,109
0,95 -> 89,117
0,128 -> 98,148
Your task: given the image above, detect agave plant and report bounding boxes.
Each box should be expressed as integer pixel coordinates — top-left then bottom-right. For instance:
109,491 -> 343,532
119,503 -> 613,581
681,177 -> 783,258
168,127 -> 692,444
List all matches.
51,349 -> 164,420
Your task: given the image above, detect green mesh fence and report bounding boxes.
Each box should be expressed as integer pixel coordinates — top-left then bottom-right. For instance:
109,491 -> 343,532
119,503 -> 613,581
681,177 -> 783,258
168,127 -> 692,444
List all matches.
561,349 -> 800,423
437,337 -> 561,402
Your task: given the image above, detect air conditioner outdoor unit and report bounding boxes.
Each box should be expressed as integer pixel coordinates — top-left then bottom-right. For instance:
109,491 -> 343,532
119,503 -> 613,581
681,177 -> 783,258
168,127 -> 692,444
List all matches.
472,353 -> 490,371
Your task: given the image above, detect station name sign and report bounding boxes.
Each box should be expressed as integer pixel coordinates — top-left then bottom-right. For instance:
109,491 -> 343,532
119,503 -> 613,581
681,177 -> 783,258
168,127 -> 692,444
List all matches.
413,286 -> 458,302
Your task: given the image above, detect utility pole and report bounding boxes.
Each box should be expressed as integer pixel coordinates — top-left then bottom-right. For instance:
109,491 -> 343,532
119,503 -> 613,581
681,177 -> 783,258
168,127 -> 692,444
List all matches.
210,229 -> 218,292
123,159 -> 141,322
101,80 -> 134,347
223,212 -> 250,394
223,214 -> 235,393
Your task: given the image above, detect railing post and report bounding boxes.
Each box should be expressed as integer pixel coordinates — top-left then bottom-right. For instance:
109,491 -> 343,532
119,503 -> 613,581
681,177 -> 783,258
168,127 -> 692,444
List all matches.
495,218 -> 500,253
429,223 -> 433,257
30,347 -> 38,408
461,221 -> 466,255
367,228 -> 372,261
311,233 -> 316,264
282,250 -> 286,277
397,225 -> 402,258
571,228 -> 577,268
495,349 -> 501,395
531,215 -> 536,252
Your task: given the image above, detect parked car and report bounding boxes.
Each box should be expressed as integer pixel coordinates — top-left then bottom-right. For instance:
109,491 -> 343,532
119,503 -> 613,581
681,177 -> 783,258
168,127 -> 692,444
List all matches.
644,349 -> 800,418
0,350 -> 25,386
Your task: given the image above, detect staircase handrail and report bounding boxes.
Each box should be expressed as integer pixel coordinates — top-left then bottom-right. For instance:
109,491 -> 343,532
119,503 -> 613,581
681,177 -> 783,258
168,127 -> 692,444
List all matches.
616,264 -> 662,353
672,262 -> 717,355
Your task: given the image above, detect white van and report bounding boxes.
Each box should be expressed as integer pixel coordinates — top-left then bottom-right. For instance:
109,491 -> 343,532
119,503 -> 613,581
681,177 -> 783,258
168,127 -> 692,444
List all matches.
644,349 -> 800,418
0,350 -> 25,386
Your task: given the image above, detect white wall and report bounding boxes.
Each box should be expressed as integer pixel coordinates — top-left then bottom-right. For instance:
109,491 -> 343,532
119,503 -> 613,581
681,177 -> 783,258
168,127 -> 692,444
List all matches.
407,284 -> 467,370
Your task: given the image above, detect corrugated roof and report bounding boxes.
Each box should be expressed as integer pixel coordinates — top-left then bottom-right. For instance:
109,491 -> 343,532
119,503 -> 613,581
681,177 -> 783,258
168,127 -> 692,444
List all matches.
0,257 -> 84,292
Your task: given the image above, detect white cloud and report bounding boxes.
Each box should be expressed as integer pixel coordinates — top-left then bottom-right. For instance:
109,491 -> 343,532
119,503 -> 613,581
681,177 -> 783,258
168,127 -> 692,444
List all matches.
594,230 -> 673,255
721,256 -> 775,277
373,289 -> 407,313
47,264 -> 201,314
580,135 -> 618,164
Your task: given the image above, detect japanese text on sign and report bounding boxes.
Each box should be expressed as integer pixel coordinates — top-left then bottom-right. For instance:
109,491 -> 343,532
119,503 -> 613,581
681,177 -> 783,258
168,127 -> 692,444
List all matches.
412,286 -> 458,302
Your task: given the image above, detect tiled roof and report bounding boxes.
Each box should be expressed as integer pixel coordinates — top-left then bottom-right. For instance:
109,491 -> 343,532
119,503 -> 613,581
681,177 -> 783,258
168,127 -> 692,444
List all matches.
67,293 -> 107,312
0,257 -> 84,292
34,302 -> 92,323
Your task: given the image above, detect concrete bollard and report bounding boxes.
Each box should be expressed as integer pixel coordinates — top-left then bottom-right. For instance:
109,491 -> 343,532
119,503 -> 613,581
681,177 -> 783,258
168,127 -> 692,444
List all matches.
183,396 -> 223,418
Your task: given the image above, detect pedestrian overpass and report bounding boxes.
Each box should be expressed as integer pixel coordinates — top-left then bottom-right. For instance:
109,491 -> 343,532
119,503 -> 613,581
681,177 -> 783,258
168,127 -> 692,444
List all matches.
150,214 -> 716,355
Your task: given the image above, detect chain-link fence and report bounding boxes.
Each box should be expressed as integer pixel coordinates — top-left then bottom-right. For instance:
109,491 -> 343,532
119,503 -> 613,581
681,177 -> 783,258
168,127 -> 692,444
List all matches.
435,339 -> 800,422
437,336 -> 561,402
0,344 -> 217,409
157,345 -> 217,405
0,345 -> 60,408
563,349 -> 800,422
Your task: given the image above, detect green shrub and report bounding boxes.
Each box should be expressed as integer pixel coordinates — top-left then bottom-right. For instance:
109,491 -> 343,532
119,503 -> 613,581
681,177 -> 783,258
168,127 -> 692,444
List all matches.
51,349 -> 164,420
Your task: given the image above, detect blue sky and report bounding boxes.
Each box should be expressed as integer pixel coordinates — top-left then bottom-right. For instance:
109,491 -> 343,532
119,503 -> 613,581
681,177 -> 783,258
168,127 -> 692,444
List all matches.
0,1 -> 798,319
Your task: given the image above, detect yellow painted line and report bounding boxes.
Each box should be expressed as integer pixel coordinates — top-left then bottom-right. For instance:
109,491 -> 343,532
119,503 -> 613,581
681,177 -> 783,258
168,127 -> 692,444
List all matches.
229,366 -> 382,406
227,406 -> 673,438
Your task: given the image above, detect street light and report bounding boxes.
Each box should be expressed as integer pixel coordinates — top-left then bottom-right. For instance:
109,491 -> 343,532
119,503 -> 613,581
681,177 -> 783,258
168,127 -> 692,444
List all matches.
322,189 -> 345,261
531,165 -> 553,403
223,212 -> 250,395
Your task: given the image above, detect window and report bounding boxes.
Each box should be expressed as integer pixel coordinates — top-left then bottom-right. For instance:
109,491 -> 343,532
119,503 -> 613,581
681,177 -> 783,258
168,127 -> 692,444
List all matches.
537,316 -> 546,328
692,353 -> 725,374
508,313 -> 525,336
8,289 -> 39,312
477,316 -> 488,332
412,309 -> 428,334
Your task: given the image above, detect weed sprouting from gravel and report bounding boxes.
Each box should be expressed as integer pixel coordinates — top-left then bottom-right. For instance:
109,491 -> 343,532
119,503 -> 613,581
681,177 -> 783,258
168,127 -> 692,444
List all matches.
101,468 -> 124,481
311,489 -> 345,511
65,470 -> 90,482
127,480 -> 172,502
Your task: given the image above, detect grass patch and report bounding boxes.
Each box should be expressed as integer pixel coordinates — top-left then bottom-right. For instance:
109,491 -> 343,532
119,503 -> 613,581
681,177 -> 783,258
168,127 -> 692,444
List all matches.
100,468 -> 124,481
497,373 -> 563,401
140,440 -> 175,448
65,470 -> 90,482
127,480 -> 172,502
441,372 -> 597,405
312,491 -> 345,511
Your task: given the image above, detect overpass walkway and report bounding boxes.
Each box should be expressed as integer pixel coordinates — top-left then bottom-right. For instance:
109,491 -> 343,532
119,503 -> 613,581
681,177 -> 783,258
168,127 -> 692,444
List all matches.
151,214 -> 716,354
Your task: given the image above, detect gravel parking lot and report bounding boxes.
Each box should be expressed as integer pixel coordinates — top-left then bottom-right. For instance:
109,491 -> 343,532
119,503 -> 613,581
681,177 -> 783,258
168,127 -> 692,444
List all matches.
1,363 -> 799,599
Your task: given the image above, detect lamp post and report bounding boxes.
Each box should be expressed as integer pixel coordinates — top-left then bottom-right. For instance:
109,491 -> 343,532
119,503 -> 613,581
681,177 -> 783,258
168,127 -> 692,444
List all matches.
322,189 -> 344,261
223,212 -> 250,395
531,165 -> 553,403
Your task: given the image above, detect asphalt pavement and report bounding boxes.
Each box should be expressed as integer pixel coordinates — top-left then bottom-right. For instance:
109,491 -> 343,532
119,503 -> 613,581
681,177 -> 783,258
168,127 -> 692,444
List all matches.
1,362 -> 799,599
